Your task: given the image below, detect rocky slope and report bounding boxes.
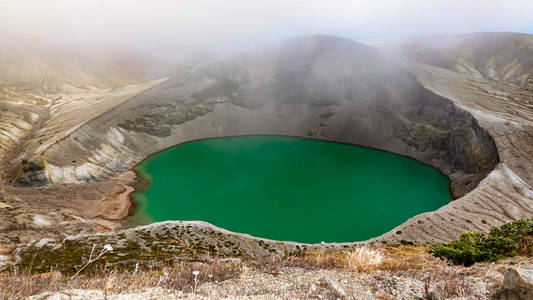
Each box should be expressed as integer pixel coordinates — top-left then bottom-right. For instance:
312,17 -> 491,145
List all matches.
21,263 -> 509,300
10,245 -> 533,300
1,33 -> 533,270
22,36 -> 498,200
0,36 -> 188,182
0,38 -> 182,266
1,81 -> 165,184
376,44 -> 533,243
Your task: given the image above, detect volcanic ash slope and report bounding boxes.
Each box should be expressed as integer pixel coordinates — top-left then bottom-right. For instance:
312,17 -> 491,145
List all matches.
16,35 -> 527,245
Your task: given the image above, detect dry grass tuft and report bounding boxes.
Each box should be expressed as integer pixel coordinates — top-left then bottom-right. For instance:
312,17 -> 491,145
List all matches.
441,274 -> 472,298
343,246 -> 383,272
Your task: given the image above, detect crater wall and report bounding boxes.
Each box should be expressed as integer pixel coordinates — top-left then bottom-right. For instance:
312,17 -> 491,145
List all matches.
20,36 -> 499,200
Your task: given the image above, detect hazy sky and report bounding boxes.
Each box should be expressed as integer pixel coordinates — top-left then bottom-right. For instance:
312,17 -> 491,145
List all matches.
1,0 -> 533,52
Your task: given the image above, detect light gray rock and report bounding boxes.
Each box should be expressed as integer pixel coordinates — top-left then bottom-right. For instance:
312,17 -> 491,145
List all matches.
492,267 -> 533,300
428,290 -> 443,300
504,268 -> 533,290
318,276 -> 348,299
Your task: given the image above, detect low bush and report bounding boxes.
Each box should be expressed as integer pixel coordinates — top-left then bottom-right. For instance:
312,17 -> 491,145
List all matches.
429,218 -> 533,266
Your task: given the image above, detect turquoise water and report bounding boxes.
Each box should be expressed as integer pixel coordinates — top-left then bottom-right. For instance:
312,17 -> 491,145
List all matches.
134,136 -> 450,243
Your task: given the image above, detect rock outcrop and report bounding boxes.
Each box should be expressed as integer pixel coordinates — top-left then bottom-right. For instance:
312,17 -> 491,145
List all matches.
376,47 -> 533,243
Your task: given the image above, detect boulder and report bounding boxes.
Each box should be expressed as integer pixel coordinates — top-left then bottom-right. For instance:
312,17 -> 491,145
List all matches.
492,267 -> 533,300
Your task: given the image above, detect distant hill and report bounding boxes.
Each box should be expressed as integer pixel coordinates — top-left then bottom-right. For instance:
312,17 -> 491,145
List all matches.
394,32 -> 533,90
0,37 -> 187,93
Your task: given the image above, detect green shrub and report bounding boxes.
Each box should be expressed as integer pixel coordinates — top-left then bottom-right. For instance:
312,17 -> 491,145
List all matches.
429,218 -> 533,266
400,240 -> 415,246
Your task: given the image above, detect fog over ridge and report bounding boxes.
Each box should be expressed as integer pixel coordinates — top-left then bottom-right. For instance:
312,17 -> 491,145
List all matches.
1,0 -> 532,62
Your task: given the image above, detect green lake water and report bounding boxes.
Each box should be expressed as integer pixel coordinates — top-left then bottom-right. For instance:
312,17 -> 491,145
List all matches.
134,136 -> 451,243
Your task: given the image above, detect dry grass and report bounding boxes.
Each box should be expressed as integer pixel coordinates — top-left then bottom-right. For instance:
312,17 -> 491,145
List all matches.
343,246 -> 383,272
281,243 -> 463,287
286,248 -> 345,269
415,269 -> 478,298
286,245 -> 439,272
378,244 -> 441,271
252,255 -> 283,275
1,244 -> 512,299
0,260 -> 243,300
163,261 -> 243,292
441,273 -> 472,298
286,245 -> 386,272
374,246 -> 482,298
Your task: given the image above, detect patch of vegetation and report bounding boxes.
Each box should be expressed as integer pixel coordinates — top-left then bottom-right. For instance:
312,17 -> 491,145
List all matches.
429,218 -> 533,266
400,240 -> 415,246
15,225 -> 260,275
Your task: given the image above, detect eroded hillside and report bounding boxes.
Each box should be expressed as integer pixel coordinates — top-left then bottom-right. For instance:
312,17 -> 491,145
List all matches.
1,33 -> 532,272
0,37 -> 188,182
393,32 -> 533,90
0,38 -> 185,266
23,36 -> 498,199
